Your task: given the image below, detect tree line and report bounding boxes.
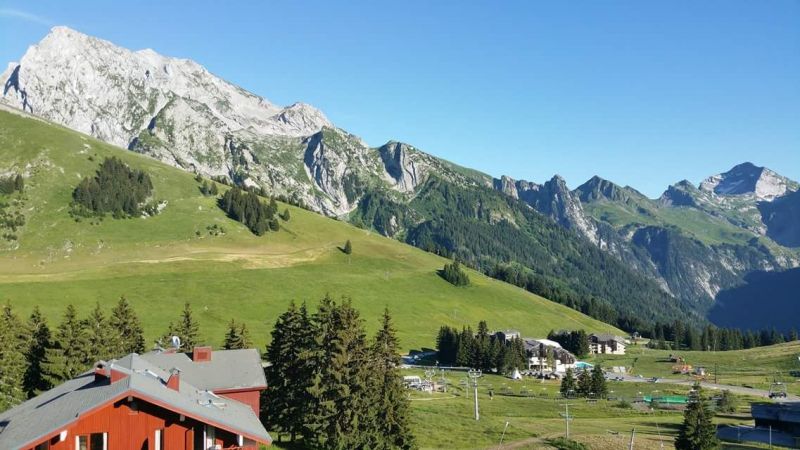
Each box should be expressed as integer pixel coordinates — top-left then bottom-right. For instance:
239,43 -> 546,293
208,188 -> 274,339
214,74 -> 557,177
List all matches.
71,157 -> 156,218
648,320 -> 798,352
264,296 -> 415,449
559,365 -> 607,399
0,299 -> 256,412
547,330 -> 591,358
435,321 -> 527,373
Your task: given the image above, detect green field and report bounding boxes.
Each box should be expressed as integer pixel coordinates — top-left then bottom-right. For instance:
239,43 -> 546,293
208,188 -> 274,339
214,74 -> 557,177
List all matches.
0,109 -> 621,351
589,341 -> 800,395
383,370 -> 768,449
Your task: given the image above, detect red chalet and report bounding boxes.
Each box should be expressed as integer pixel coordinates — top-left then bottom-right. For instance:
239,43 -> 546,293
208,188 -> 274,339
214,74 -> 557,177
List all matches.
0,347 -> 271,450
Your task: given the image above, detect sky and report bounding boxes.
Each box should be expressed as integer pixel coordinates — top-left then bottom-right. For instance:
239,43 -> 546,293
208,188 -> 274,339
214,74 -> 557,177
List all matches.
1,1 -> 798,197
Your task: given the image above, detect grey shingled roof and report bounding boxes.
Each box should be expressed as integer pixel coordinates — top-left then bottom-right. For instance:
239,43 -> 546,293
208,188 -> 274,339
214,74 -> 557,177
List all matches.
0,353 -> 271,449
141,348 -> 267,391
591,333 -> 626,344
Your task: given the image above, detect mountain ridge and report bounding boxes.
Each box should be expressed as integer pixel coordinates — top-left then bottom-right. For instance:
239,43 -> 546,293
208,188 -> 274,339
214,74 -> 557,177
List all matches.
3,26 -> 799,329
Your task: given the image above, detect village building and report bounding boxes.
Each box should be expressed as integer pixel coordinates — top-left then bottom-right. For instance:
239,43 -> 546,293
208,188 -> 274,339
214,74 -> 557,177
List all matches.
523,338 -> 576,373
588,333 -> 627,355
0,347 -> 271,450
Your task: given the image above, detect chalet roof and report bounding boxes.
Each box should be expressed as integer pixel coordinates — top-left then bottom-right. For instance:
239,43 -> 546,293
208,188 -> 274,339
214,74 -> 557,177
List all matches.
0,353 -> 271,449
141,348 -> 267,391
524,338 -> 563,349
591,333 -> 626,344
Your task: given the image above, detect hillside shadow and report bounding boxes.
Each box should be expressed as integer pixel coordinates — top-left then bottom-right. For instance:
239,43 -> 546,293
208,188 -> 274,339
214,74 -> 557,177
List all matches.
708,267 -> 800,332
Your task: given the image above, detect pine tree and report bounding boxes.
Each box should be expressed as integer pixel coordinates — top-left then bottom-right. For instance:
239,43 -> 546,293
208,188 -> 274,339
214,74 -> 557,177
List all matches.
23,307 -> 51,396
303,296 -> 372,449
222,319 -> 251,350
367,309 -> 416,449
84,302 -> 116,362
41,305 -> 90,387
264,301 -> 314,442
173,302 -> 200,350
280,208 -> 290,221
238,322 -> 252,349
501,337 -> 527,373
0,303 -> 27,410
344,239 -> 353,255
675,384 -> 720,450
590,364 -> 607,398
560,368 -> 576,398
577,368 -> 593,397
455,327 -> 474,367
475,321 -> 491,371
223,319 -> 240,350
109,296 -> 145,354
209,182 -> 218,195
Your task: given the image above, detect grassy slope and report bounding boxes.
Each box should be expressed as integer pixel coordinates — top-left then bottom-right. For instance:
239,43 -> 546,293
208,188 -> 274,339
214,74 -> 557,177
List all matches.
589,341 -> 800,395
583,199 -> 754,246
0,110 -> 620,351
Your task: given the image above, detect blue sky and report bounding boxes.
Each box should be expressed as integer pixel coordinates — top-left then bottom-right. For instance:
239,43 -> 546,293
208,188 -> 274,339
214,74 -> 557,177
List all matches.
1,1 -> 798,197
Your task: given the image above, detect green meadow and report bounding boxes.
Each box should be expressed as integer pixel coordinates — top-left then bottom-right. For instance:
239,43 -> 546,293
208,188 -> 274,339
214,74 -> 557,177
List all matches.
0,110 -> 620,351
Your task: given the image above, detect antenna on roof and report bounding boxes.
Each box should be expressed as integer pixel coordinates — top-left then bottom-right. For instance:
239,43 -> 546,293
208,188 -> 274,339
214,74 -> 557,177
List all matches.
171,335 -> 181,350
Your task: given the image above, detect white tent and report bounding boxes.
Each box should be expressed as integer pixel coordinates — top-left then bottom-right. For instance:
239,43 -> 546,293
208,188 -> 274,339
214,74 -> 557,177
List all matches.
509,368 -> 522,380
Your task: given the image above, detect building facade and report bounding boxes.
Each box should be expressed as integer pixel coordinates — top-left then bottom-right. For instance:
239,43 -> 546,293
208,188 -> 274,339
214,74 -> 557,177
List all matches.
0,348 -> 271,450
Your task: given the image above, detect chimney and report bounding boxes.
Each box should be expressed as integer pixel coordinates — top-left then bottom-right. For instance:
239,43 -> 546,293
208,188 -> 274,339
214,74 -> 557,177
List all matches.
95,361 -> 128,383
167,368 -> 181,391
94,361 -> 110,382
192,346 -> 212,362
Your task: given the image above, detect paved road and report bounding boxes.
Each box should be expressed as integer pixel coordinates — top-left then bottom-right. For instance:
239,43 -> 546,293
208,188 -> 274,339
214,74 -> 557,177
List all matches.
605,372 -> 800,401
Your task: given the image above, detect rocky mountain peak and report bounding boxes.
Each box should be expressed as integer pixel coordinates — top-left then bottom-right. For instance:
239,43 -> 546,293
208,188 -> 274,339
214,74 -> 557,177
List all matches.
699,162 -> 797,201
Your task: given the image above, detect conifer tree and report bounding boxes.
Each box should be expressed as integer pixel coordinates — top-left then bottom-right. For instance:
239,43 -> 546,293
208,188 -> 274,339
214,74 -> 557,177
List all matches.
577,369 -> 593,397
280,208 -> 290,221
344,239 -> 353,255
238,322 -> 253,349
367,309 -> 416,449
304,296 -> 372,449
209,182 -> 218,196
223,319 -> 240,350
264,301 -> 314,442
0,303 -> 27,410
222,319 -> 252,350
109,296 -> 145,354
590,364 -> 607,398
455,327 -> 475,367
24,307 -> 51,396
675,384 -> 720,450
501,337 -> 527,373
173,302 -> 200,350
560,368 -> 576,398
84,302 -> 116,362
41,305 -> 90,386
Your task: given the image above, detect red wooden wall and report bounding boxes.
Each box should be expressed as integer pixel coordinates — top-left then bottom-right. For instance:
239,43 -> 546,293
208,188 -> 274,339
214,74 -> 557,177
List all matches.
24,396 -> 247,450
217,389 -> 261,415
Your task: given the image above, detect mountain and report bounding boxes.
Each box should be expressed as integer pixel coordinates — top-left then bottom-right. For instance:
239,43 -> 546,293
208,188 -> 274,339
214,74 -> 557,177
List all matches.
3,27 -> 799,331
568,168 -> 799,312
708,267 -> 800,333
0,108 -> 621,349
2,27 -> 696,329
1,26 -> 487,217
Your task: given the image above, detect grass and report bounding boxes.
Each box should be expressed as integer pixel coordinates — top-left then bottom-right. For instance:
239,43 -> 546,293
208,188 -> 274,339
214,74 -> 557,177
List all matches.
583,200 -> 754,247
327,369 -> 764,449
588,341 -> 800,395
0,109 -> 621,351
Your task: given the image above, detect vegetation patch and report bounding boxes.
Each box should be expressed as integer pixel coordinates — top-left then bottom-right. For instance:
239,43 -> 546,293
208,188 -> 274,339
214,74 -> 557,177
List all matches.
218,187 -> 279,235
70,156 -> 157,219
